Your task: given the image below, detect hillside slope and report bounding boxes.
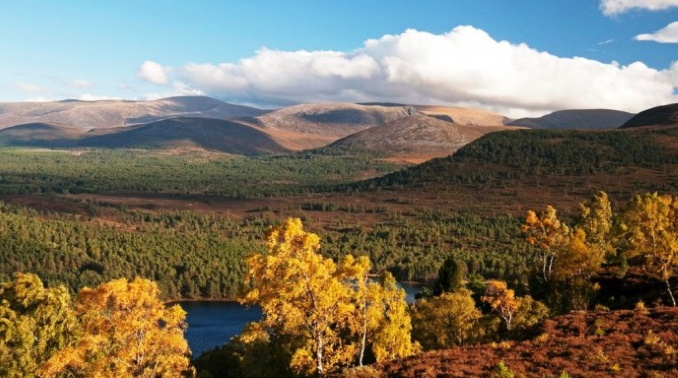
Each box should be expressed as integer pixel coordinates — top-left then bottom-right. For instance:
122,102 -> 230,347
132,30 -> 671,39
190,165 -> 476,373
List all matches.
378,308 -> 678,377
254,103 -> 417,150
414,105 -> 510,126
329,114 -> 516,163
508,109 -> 634,129
0,96 -> 266,130
80,117 -> 290,154
620,103 -> 678,128
361,125 -> 678,214
0,123 -> 85,147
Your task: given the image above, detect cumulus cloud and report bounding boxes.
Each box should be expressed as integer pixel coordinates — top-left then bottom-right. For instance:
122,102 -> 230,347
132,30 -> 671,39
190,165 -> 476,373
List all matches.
140,82 -> 205,101
600,0 -> 678,15
635,21 -> 678,43
150,26 -> 678,117
137,60 -> 169,85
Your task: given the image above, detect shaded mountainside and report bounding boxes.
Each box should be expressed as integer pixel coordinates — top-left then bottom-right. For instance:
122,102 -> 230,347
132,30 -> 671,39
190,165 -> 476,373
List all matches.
328,114 -> 517,163
378,308 -> 678,377
254,103 -> 417,150
0,96 -> 266,130
0,123 -> 85,146
359,126 -> 678,214
508,109 -> 634,129
82,117 -> 290,154
620,103 -> 678,128
0,118 -> 290,154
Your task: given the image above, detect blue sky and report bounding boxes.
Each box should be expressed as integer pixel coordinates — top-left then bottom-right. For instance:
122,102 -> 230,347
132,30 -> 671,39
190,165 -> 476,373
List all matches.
1,0 -> 677,117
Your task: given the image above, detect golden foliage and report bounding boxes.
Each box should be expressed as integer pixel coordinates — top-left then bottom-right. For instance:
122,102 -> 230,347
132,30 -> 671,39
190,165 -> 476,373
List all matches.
620,192 -> 678,306
40,278 -> 193,378
241,218 -> 417,375
481,280 -> 518,331
521,205 -> 569,281
0,273 -> 79,378
242,218 -> 356,375
411,289 -> 482,349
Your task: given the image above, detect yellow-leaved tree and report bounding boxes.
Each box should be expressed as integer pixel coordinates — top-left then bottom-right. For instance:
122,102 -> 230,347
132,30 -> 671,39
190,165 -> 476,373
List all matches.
241,218 -> 417,376
410,288 -> 483,350
39,278 -> 193,378
620,193 -> 678,307
481,280 -> 549,334
0,273 -> 79,378
242,218 -> 355,376
481,280 -> 518,332
521,205 -> 570,282
578,191 -> 614,259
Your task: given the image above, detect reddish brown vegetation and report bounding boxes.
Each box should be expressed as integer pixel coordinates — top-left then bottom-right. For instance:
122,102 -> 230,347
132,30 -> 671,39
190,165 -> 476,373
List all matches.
377,308 -> 678,377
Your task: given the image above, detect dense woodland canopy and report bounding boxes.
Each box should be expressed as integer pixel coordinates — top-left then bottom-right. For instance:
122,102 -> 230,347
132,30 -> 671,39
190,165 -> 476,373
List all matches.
0,199 -> 533,299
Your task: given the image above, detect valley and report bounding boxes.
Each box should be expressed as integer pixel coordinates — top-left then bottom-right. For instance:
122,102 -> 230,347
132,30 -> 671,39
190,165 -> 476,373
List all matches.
1,96 -> 677,377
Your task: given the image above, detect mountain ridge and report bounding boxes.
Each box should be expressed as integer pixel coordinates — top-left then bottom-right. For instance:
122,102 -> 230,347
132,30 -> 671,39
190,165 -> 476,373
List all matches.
508,109 -> 634,129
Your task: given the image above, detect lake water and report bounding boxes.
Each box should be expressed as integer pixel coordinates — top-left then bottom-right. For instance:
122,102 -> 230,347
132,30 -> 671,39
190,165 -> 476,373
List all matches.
180,282 -> 424,358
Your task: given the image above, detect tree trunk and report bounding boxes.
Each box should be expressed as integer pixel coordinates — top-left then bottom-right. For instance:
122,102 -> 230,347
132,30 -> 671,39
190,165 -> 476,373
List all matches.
666,278 -> 676,307
359,304 -> 367,366
316,333 -> 324,376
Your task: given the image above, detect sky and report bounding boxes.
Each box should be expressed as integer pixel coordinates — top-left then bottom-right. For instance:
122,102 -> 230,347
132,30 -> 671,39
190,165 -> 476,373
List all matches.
1,0 -> 677,118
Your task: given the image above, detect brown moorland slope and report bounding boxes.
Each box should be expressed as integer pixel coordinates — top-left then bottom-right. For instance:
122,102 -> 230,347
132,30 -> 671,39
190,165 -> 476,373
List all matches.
253,103 -> 417,150
414,105 -> 510,126
329,114 -> 518,163
81,117 -> 290,154
0,96 -> 266,130
378,308 -> 678,377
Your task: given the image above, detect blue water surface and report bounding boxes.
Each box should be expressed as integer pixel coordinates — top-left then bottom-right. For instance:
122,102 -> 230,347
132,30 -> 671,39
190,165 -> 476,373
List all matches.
181,282 -> 424,358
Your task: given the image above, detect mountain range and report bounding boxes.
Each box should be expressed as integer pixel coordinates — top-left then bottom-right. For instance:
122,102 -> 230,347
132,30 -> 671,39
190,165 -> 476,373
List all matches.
2,95 -> 676,162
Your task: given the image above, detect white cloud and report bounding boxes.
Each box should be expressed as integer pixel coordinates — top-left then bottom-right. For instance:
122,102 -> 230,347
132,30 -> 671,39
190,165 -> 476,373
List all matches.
137,60 -> 169,85
78,94 -> 123,101
140,82 -> 205,101
600,0 -> 678,15
15,82 -> 48,93
635,21 -> 678,43
151,26 -> 677,117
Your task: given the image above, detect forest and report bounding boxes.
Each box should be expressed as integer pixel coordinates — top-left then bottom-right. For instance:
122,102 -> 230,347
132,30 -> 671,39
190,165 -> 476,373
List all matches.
2,190 -> 678,377
0,148 -> 401,197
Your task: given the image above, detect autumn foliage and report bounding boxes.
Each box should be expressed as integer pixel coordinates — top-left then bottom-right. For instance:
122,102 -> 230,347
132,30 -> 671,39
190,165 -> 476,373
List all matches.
0,274 -> 193,378
241,218 -> 418,376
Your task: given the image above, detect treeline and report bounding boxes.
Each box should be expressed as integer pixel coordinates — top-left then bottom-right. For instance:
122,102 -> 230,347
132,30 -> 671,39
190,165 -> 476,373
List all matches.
0,200 -> 534,299
0,202 -> 262,298
0,148 -> 402,197
367,127 -> 678,189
